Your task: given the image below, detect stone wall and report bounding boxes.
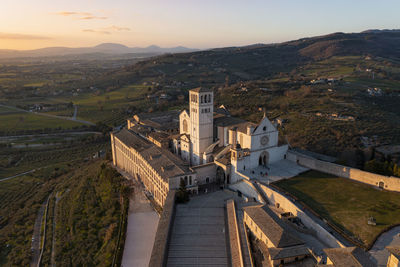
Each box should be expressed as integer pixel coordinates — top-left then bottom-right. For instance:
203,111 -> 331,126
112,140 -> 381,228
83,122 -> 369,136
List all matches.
149,190 -> 176,267
226,199 -> 244,267
288,151 -> 400,192
257,183 -> 346,248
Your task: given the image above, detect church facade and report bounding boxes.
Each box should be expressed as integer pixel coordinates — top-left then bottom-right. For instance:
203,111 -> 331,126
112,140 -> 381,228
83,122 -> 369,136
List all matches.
111,87 -> 288,207
173,87 -> 288,184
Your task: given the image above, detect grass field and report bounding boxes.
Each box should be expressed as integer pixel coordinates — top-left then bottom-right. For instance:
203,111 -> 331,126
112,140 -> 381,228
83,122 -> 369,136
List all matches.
0,106 -> 86,133
273,170 -> 400,247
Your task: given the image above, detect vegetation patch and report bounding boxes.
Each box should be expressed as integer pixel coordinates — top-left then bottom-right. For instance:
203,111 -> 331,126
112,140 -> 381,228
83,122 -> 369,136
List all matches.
273,170 -> 400,247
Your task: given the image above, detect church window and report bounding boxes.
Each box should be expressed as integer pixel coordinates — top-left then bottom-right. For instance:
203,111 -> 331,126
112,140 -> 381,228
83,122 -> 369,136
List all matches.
244,165 -> 246,170
184,176 -> 188,185
189,176 -> 192,185
263,126 -> 267,131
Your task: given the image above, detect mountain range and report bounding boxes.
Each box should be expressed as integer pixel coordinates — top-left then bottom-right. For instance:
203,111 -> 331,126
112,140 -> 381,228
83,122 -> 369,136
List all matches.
0,43 -> 199,59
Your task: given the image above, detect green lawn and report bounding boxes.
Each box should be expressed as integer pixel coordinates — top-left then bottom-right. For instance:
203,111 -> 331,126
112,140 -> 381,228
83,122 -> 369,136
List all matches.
274,170 -> 400,247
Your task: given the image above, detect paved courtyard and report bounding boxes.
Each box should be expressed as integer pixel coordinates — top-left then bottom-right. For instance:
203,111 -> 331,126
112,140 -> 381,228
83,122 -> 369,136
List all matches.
167,190 -> 240,267
238,159 -> 308,183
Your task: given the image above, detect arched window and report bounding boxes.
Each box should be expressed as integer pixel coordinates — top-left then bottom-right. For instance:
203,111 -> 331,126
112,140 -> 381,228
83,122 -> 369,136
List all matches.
183,119 -> 188,132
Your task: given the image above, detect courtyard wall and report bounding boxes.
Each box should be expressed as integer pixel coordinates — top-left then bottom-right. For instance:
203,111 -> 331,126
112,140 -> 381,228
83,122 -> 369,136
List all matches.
257,183 -> 346,249
287,151 -> 400,192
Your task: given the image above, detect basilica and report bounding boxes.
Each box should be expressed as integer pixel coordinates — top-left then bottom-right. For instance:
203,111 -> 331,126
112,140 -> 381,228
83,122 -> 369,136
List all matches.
111,87 -> 289,207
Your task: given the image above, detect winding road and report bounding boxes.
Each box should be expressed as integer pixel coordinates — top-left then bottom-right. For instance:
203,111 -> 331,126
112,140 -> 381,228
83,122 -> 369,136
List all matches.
369,226 -> 400,266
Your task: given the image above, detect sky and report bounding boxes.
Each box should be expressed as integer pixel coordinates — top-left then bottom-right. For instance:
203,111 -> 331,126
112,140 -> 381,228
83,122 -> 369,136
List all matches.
0,0 -> 399,50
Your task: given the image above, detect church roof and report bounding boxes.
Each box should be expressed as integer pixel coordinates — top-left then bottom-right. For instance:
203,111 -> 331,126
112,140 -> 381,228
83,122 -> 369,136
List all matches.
214,116 -> 247,127
190,87 -> 213,93
323,247 -> 375,267
114,128 -> 193,181
243,205 -> 304,248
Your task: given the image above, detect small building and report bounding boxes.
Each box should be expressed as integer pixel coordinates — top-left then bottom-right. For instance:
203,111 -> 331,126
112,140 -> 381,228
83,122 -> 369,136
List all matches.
322,247 -> 375,266
386,247 -> 400,267
243,205 -> 311,266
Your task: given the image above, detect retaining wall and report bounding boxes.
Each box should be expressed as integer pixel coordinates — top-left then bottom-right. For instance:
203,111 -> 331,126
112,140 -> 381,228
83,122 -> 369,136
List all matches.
257,183 -> 346,248
288,151 -> 400,192
149,190 -> 176,267
226,199 -> 244,267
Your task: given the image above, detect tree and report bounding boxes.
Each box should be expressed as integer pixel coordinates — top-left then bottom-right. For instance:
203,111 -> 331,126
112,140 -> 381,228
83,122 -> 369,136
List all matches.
176,179 -> 189,203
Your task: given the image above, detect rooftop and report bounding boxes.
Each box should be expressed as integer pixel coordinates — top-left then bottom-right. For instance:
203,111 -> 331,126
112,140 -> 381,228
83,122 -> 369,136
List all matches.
267,245 -> 310,260
190,87 -> 213,93
243,205 -> 304,248
114,128 -> 193,181
324,247 -> 375,267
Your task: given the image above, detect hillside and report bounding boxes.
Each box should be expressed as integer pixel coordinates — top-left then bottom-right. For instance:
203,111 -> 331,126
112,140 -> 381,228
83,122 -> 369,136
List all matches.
0,43 -> 198,59
122,30 -> 400,86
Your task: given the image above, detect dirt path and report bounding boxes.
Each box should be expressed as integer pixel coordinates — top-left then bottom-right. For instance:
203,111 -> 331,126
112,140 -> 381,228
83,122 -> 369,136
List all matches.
30,195 -> 50,267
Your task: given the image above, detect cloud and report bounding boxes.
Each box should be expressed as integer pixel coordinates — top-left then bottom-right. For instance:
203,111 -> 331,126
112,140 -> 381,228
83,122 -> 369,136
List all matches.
0,32 -> 50,40
55,11 -> 91,16
80,16 -> 108,20
82,29 -> 111,35
55,11 -> 108,20
83,25 -> 131,35
106,25 -> 131,31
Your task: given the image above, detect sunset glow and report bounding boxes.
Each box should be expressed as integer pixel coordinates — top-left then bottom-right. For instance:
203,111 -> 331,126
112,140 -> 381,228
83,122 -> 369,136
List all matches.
1,0 -> 400,49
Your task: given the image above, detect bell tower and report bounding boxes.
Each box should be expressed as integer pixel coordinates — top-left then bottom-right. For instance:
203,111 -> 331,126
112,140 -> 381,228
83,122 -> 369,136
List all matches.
189,87 -> 214,166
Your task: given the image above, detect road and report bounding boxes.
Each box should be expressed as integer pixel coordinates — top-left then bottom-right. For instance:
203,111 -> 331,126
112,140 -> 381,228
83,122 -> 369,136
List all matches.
72,105 -> 78,120
0,131 -> 101,140
0,104 -> 95,126
369,226 -> 400,266
0,169 -> 36,182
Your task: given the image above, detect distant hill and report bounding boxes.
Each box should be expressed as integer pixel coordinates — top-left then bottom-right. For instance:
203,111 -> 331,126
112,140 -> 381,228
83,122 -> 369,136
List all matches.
124,29 -> 400,84
0,43 -> 199,59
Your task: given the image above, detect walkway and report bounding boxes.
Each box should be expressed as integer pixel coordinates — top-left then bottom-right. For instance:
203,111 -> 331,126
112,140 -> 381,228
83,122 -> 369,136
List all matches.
121,182 -> 159,267
369,226 -> 400,266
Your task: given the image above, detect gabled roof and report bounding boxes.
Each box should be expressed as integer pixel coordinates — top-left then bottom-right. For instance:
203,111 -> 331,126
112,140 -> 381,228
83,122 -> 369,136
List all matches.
268,245 -> 310,260
324,247 -> 375,267
243,205 -> 304,248
190,87 -> 213,93
387,246 -> 400,259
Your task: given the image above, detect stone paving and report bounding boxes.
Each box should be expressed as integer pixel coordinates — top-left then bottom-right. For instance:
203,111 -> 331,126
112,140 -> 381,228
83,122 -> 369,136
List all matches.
369,226 -> 400,267
239,159 -> 308,183
167,190 -> 240,267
